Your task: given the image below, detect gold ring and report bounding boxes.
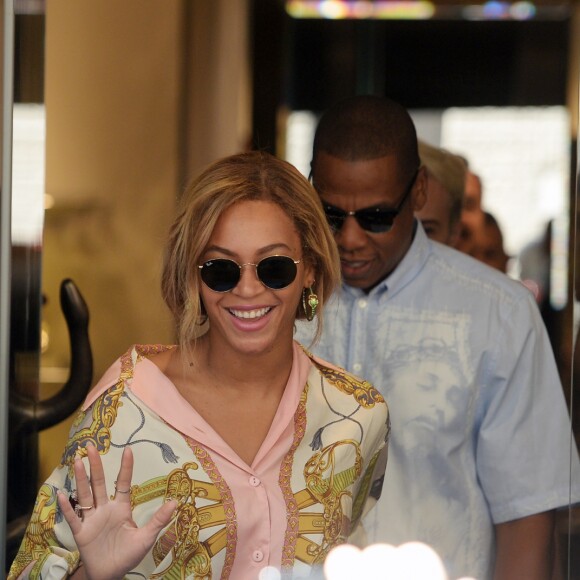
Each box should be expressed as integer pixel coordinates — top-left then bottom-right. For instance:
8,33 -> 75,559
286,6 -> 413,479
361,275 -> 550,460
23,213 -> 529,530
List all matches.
114,481 -> 131,494
78,504 -> 94,510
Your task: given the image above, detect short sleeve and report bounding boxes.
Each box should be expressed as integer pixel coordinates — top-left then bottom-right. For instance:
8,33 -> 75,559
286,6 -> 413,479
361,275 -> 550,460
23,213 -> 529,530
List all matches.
476,291 -> 580,523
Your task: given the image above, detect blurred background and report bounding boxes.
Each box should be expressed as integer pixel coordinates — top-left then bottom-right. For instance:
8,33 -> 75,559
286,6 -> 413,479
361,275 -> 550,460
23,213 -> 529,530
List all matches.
2,0 -> 580,575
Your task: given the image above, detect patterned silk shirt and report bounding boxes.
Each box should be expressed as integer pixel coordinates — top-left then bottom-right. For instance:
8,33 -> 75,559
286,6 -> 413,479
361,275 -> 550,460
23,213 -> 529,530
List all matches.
9,341 -> 389,580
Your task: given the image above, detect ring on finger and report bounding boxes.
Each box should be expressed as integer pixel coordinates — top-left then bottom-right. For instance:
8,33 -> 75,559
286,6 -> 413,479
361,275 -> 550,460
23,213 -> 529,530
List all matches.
78,504 -> 94,510
114,480 -> 131,494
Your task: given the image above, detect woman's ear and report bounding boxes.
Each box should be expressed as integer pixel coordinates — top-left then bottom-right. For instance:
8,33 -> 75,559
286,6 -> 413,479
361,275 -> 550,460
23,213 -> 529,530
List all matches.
302,260 -> 316,289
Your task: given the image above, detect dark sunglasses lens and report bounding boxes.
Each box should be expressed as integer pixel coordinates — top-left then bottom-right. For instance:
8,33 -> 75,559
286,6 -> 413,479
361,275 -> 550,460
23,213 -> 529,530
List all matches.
357,210 -> 396,233
323,206 -> 346,232
257,256 -> 298,289
200,259 -> 240,292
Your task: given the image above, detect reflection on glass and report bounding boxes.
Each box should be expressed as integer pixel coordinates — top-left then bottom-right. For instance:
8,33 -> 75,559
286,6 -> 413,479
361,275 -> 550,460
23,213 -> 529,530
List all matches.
11,103 -> 45,246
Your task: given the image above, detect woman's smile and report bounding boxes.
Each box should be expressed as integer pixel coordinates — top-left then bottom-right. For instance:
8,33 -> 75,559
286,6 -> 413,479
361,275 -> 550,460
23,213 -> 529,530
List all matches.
228,306 -> 272,320
199,199 -> 314,355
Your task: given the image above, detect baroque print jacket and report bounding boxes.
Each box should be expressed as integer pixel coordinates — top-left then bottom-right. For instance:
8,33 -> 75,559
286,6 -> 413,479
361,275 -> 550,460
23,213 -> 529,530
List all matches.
9,342 -> 389,579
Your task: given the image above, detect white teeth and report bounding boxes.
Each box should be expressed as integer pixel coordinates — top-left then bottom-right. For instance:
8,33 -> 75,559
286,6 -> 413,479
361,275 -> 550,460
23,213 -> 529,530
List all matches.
229,307 -> 271,319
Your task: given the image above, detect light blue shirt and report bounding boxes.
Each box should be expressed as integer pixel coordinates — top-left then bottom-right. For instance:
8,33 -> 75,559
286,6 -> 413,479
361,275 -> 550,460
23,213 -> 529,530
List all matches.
295,221 -> 580,580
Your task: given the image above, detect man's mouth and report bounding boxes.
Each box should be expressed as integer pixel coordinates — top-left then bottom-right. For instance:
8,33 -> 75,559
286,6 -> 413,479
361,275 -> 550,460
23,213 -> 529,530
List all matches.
341,258 -> 370,270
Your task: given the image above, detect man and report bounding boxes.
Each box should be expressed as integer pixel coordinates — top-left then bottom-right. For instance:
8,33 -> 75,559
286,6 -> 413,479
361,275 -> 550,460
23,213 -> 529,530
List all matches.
455,167 -> 485,254
415,140 -> 466,246
470,211 -> 510,273
295,95 -> 578,580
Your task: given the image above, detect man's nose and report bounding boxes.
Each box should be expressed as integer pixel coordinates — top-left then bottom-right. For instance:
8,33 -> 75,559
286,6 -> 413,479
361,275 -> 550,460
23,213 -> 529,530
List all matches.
336,216 -> 368,251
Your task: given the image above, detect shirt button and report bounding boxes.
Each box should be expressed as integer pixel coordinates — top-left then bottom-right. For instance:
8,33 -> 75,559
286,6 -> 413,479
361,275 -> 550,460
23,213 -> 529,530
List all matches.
358,299 -> 367,308
249,476 -> 261,487
353,363 -> 362,372
253,550 -> 264,562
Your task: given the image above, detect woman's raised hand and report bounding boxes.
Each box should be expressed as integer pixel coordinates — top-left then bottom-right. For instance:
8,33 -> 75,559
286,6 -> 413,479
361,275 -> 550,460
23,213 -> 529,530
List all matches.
57,443 -> 177,580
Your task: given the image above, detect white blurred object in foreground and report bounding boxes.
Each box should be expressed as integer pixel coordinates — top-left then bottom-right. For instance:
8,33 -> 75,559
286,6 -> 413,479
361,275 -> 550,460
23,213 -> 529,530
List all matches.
323,542 -> 477,580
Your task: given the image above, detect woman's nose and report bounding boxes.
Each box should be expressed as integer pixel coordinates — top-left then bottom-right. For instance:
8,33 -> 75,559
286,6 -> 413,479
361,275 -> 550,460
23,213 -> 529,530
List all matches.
234,263 -> 264,295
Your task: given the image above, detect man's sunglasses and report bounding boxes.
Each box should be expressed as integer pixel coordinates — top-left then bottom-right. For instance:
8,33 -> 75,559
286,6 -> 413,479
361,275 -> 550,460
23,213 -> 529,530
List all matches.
198,255 -> 301,293
321,168 -> 419,234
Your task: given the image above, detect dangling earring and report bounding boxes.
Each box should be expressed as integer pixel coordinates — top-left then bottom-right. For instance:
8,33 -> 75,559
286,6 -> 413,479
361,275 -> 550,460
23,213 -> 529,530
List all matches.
302,287 -> 319,321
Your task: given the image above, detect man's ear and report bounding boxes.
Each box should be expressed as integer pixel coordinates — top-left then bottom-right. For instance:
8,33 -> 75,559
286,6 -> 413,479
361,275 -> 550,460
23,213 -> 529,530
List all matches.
412,166 -> 428,212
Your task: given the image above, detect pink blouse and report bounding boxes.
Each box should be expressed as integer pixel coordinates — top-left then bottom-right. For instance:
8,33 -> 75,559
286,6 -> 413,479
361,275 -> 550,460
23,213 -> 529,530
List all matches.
10,342 -> 389,579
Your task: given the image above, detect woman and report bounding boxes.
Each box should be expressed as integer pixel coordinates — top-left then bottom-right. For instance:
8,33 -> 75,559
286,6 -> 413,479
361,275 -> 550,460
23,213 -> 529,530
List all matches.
9,152 -> 389,580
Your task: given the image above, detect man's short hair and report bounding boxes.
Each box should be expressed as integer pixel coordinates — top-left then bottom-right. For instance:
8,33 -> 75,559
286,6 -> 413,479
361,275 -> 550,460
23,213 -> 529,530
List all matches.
311,95 -> 420,176
419,140 -> 466,226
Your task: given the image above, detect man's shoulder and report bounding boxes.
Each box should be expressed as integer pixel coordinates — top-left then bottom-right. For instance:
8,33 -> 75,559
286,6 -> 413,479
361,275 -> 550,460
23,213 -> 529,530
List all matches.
422,241 -> 530,301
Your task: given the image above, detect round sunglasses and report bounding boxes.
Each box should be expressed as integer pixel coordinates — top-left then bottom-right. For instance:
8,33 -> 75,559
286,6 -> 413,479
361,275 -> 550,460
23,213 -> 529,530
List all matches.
198,255 -> 301,293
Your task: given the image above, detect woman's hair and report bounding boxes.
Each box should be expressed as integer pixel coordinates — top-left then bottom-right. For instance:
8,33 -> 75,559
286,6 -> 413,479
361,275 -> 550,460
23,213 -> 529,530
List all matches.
161,150 -> 341,355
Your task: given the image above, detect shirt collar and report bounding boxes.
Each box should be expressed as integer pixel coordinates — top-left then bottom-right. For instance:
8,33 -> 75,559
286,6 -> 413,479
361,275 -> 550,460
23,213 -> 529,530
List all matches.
343,219 -> 432,299
83,342 -> 312,472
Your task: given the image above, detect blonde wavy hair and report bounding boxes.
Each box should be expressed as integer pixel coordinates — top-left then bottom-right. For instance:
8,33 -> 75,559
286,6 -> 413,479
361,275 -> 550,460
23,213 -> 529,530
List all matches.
161,151 -> 341,356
